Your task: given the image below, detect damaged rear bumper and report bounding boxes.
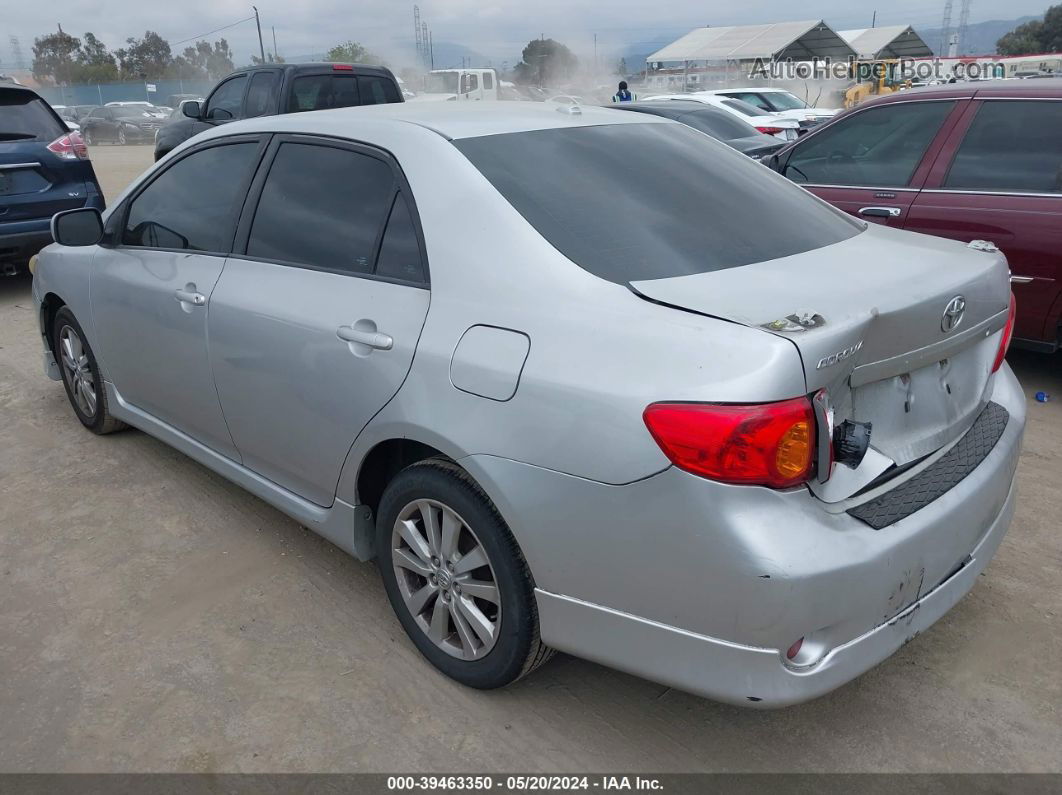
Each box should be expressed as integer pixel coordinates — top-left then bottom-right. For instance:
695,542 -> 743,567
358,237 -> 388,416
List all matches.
535,477 -> 1014,707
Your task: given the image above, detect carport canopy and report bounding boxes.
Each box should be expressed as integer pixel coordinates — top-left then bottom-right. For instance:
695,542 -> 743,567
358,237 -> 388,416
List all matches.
838,26 -> 934,59
647,20 -> 857,64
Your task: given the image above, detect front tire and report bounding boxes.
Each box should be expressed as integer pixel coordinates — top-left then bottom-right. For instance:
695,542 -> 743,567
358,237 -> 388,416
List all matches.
53,307 -> 125,435
83,128 -> 94,146
117,126 -> 128,145
376,459 -> 552,689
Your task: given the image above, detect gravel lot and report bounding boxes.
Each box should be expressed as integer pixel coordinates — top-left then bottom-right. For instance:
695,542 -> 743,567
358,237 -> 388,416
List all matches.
1,144 -> 1060,773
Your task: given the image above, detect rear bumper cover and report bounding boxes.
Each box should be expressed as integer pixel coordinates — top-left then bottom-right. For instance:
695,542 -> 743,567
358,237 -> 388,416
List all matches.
463,365 -> 1025,707
536,478 -> 1014,707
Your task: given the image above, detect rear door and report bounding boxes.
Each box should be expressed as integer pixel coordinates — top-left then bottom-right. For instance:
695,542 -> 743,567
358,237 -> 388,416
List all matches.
908,98 -> 1062,344
0,89 -> 87,221
778,99 -> 963,227
209,135 -> 430,506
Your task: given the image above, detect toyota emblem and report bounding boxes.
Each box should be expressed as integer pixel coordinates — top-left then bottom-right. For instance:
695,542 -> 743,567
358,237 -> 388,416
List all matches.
941,295 -> 966,333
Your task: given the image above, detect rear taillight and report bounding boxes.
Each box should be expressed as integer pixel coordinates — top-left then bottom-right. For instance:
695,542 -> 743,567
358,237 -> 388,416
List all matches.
991,292 -> 1016,373
643,397 -> 816,488
755,126 -> 785,136
47,131 -> 88,161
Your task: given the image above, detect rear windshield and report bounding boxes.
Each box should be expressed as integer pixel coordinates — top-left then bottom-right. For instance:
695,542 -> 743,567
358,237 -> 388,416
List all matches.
679,109 -> 758,140
0,91 -> 65,141
454,123 -> 860,284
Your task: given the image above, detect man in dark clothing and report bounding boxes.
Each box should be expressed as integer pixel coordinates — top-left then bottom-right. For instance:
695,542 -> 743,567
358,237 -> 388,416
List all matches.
611,80 -> 636,103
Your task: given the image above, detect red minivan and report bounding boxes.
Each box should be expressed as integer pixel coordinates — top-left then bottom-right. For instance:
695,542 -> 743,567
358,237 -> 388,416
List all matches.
770,79 -> 1062,350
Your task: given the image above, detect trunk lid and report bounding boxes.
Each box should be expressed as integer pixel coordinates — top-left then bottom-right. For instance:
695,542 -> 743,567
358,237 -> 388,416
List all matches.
630,224 -> 1011,494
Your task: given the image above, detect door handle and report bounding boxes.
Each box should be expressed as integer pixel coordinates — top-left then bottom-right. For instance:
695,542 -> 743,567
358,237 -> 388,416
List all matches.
337,325 -> 393,351
174,288 -> 206,306
859,206 -> 902,218
1009,275 -> 1034,284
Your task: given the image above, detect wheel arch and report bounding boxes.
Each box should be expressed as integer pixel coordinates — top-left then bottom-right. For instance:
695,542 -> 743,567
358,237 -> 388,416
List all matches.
40,291 -> 67,355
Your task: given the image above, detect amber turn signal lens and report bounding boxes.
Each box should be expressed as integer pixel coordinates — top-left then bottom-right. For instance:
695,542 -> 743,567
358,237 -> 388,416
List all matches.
775,420 -> 812,480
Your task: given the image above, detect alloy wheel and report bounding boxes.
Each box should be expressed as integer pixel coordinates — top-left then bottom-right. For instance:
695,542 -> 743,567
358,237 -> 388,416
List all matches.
391,499 -> 501,660
59,325 -> 97,418
117,127 -> 127,145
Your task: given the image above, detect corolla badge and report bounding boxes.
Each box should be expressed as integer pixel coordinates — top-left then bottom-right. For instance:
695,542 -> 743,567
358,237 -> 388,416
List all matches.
941,295 -> 966,333
816,340 -> 863,370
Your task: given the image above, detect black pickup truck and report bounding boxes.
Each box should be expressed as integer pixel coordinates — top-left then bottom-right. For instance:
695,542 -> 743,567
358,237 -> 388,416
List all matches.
154,62 -> 403,161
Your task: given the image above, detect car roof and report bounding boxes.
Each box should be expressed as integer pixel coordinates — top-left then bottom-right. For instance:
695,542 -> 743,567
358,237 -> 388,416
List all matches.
228,62 -> 394,77
700,87 -> 792,94
861,77 -> 1062,106
207,101 -> 672,141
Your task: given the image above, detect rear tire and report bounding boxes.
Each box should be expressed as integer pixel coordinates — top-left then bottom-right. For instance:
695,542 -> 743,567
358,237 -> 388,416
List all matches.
83,128 -> 94,146
376,459 -> 553,689
117,127 -> 127,145
52,307 -> 126,435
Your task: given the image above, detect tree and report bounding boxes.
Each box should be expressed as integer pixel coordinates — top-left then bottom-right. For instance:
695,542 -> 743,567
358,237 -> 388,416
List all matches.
512,38 -> 578,86
251,52 -> 285,65
32,30 -> 81,84
115,31 -> 172,80
173,39 -> 235,79
997,5 -> 1062,54
326,40 -> 378,64
75,32 -> 119,82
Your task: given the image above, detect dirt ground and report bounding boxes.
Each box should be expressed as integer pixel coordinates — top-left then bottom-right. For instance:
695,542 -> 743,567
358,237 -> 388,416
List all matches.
0,144 -> 1060,773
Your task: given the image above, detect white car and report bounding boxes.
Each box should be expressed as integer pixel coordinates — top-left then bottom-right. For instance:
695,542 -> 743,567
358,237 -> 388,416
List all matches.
644,93 -> 802,141
696,88 -> 839,126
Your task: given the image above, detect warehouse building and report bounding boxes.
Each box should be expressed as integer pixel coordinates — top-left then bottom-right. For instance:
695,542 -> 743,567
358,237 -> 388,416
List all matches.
837,26 -> 934,60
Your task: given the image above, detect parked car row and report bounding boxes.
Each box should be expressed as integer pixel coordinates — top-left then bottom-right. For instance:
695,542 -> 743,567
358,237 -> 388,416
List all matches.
33,97 -> 1025,707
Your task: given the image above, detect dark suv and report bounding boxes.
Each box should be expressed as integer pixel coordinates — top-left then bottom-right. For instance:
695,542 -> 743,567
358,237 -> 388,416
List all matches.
154,63 -> 403,161
1,84 -> 104,275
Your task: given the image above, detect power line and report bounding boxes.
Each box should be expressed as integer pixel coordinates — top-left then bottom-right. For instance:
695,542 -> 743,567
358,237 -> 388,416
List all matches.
171,15 -> 256,47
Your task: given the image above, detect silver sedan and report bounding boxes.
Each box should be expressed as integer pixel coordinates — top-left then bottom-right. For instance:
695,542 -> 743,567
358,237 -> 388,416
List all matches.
32,103 -> 1024,706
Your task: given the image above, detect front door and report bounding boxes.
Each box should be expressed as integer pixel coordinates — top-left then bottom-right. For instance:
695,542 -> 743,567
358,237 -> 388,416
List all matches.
209,137 -> 430,506
90,137 -> 265,459
907,98 -> 1062,344
779,99 -> 961,228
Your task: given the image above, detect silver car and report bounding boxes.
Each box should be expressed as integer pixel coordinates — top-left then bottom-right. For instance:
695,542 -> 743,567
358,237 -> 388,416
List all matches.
32,103 -> 1024,707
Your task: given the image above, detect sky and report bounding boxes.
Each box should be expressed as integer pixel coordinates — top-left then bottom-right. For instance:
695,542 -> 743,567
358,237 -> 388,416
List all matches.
1,0 -> 1051,71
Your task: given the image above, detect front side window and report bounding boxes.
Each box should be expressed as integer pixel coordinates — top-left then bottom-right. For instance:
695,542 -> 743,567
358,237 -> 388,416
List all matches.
205,75 -> 247,120
287,75 -> 360,112
247,142 -> 395,274
122,142 -> 259,251
784,101 -> 955,187
463,74 -> 479,94
945,100 -> 1062,193
245,71 -> 279,117
762,92 -> 809,111
455,124 -> 860,285
357,75 -> 400,105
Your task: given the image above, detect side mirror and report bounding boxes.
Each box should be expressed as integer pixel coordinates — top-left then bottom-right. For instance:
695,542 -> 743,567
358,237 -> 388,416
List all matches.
51,208 -> 104,247
182,101 -> 202,119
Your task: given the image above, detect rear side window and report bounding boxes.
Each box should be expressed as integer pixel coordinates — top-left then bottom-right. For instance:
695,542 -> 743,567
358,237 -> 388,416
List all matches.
375,194 -> 424,282
247,142 -> 395,274
483,72 -> 494,90
784,101 -> 954,187
123,142 -> 259,251
945,100 -> 1062,193
0,91 -> 65,141
357,76 -> 401,105
245,71 -> 279,118
455,124 -> 860,285
721,99 -> 762,118
288,75 -> 360,112
205,75 -> 247,120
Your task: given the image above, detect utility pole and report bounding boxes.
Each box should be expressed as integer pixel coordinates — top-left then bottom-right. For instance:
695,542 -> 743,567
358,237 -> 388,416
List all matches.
429,31 -> 434,69
594,33 -> 598,72
871,10 -> 877,28
272,26 -> 278,60
252,6 -> 265,64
